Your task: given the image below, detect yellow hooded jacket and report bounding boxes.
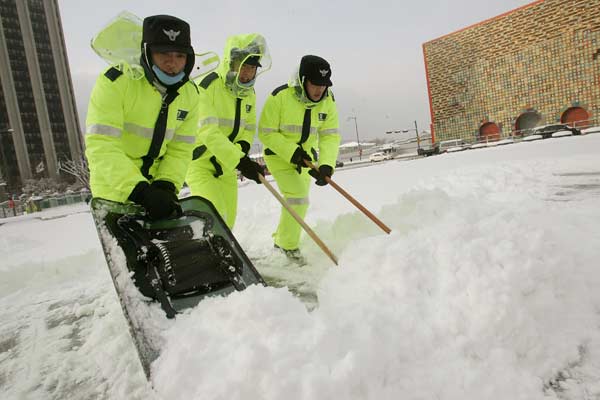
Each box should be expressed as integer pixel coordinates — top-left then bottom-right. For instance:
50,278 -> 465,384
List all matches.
258,84 -> 340,169
187,34 -> 266,177
85,67 -> 200,203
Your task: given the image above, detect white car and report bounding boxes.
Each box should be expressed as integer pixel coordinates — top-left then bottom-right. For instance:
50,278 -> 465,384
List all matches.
369,152 -> 386,162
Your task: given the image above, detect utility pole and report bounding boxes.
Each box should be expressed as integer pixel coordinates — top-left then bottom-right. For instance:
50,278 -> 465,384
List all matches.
414,120 -> 421,151
348,116 -> 361,160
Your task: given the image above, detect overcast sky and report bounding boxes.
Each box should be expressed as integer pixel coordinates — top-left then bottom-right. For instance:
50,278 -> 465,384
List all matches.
58,0 -> 532,142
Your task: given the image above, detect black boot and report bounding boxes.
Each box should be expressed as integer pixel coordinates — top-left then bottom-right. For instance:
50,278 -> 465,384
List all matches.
274,244 -> 306,265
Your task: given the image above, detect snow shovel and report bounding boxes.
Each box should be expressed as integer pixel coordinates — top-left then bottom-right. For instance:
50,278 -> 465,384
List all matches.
304,160 -> 391,234
258,174 -> 339,266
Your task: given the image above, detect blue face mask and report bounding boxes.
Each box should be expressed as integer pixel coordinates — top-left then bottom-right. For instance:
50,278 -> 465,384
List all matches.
152,65 -> 185,86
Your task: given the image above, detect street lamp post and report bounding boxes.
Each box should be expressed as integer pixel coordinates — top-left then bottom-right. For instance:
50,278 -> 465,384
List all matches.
347,116 -> 362,160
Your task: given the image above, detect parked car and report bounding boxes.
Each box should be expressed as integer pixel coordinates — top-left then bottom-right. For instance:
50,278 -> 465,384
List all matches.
335,160 -> 344,168
369,152 -> 386,162
418,142 -> 440,156
439,139 -> 467,153
532,124 -> 582,139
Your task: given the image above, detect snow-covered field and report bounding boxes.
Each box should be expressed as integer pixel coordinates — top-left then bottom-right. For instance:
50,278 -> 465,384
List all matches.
1,134 -> 600,399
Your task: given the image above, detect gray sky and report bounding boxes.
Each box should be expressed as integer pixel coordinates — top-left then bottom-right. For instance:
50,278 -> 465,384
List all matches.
58,0 -> 532,142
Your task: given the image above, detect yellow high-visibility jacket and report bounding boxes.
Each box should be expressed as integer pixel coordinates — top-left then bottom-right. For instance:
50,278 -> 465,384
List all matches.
258,84 -> 340,168
187,73 -> 256,174
187,33 -> 267,176
85,67 -> 200,203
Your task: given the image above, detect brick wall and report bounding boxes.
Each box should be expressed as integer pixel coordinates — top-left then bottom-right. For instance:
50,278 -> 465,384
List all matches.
423,0 -> 600,142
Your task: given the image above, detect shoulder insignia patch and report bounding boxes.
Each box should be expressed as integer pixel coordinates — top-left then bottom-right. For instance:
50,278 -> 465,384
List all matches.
199,72 -> 219,89
271,84 -> 288,96
104,67 -> 123,82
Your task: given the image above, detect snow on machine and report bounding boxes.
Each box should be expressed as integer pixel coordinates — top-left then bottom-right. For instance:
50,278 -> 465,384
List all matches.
90,196 -> 265,378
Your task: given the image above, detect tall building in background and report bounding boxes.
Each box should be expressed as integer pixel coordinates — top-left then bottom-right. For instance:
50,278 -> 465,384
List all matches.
423,0 -> 600,143
0,0 -> 81,194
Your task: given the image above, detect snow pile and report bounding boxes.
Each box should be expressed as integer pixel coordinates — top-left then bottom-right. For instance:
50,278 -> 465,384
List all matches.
153,147 -> 600,399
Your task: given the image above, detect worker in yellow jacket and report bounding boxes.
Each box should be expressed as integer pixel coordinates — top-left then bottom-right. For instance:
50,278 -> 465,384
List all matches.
258,55 -> 340,261
85,15 -> 200,220
186,33 -> 270,228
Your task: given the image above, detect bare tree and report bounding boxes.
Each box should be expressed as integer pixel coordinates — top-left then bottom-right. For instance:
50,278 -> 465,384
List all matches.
59,157 -> 90,190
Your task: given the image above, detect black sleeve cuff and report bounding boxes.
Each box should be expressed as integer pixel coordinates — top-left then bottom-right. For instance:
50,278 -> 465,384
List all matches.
237,140 -> 251,155
128,181 -> 149,204
290,147 -> 300,163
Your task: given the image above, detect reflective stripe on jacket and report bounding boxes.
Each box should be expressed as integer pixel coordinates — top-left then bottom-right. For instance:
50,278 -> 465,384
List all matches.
258,85 -> 340,168
85,66 -> 200,202
188,73 -> 256,174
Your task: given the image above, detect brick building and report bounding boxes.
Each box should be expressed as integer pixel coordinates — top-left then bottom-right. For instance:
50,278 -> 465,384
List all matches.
423,0 -> 600,143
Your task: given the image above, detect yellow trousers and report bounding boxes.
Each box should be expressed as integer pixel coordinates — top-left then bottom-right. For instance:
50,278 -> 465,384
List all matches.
265,154 -> 311,250
187,166 -> 238,229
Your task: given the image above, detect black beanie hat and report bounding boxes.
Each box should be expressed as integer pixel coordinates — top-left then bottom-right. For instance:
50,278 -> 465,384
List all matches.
142,15 -> 194,55
230,47 -> 263,67
299,55 -> 332,87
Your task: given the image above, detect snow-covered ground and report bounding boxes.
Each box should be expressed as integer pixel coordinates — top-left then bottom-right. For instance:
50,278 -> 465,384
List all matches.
2,134 -> 600,399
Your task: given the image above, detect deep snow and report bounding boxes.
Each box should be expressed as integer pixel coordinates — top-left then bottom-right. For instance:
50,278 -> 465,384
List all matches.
1,134 -> 600,399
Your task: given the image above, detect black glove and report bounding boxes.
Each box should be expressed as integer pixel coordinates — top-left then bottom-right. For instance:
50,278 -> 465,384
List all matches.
129,180 -> 179,220
290,147 -> 312,173
308,165 -> 333,186
236,156 -> 265,184
237,140 -> 251,155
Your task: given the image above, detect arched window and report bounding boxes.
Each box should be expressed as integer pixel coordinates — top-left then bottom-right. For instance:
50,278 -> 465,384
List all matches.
561,107 -> 590,128
515,111 -> 541,136
479,122 -> 501,141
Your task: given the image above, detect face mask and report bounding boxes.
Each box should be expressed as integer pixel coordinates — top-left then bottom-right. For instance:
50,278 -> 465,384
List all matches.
238,78 -> 255,88
152,65 -> 185,86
